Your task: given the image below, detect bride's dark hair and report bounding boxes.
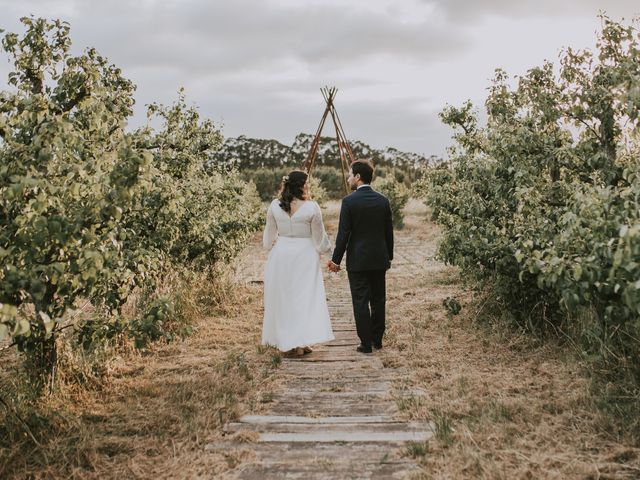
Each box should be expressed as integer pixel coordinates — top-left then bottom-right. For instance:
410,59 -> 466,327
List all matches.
279,170 -> 308,213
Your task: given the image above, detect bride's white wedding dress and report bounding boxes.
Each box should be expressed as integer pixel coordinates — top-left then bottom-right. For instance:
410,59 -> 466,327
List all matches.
262,199 -> 335,351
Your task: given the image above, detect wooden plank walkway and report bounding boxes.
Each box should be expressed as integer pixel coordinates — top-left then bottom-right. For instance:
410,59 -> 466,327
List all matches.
206,233 -> 433,478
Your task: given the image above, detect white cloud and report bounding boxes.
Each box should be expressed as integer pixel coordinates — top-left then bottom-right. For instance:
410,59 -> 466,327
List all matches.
0,0 -> 638,156
425,0 -> 638,22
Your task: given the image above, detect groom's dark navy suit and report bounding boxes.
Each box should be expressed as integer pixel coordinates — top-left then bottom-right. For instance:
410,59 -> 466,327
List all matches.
331,185 -> 394,349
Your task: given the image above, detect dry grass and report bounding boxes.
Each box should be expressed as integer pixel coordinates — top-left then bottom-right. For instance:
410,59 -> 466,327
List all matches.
0,266 -> 279,479
382,200 -> 640,479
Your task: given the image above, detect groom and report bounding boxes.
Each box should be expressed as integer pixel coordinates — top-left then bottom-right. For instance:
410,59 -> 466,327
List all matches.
328,160 -> 394,354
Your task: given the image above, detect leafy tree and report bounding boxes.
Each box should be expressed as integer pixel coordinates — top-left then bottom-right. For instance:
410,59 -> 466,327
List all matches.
241,167 -> 290,201
0,17 -> 149,386
425,16 -> 640,385
312,166 -> 346,199
131,91 -> 262,270
0,18 -> 263,388
373,175 -> 409,229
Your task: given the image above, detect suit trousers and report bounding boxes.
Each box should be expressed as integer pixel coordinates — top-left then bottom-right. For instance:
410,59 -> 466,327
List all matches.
347,270 -> 386,347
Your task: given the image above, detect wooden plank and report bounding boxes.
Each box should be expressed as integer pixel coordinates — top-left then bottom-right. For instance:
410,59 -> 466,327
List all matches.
299,347 -> 372,355
226,421 -> 433,435
278,368 -> 400,378
285,355 -> 375,363
224,461 -> 421,480
280,359 -> 381,368
284,352 -> 384,362
268,403 -> 396,416
257,430 -> 432,442
272,391 -> 392,400
236,415 -> 394,424
324,340 -> 360,346
278,386 -> 391,394
330,330 -> 358,339
277,374 -> 395,383
205,441 -> 405,458
278,369 -> 388,378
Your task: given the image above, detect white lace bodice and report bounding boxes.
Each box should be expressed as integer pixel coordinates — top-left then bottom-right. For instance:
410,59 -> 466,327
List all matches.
262,199 -> 331,253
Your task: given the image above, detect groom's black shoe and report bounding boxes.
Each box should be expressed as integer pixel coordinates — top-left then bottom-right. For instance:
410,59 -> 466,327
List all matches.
373,341 -> 383,350
356,344 -> 372,354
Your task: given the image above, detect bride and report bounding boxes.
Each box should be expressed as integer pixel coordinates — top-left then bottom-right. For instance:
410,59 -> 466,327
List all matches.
262,170 -> 335,356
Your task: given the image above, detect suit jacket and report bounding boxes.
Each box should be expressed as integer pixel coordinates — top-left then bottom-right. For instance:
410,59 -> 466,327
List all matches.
331,185 -> 394,272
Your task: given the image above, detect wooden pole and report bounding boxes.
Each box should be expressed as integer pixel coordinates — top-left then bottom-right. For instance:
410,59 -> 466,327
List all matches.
328,100 -> 350,194
304,86 -> 354,195
303,100 -> 331,177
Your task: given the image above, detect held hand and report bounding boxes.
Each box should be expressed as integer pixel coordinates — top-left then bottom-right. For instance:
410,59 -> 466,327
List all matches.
327,260 -> 341,273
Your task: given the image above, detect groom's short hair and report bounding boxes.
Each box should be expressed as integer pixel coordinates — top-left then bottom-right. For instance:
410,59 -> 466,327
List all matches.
351,160 -> 374,184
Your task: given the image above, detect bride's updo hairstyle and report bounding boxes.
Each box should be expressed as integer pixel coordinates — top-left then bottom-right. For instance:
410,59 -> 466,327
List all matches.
279,170 -> 308,213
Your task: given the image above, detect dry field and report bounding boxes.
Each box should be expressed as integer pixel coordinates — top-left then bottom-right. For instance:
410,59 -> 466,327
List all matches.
0,272 -> 279,478
382,200 -> 640,479
1,198 -> 639,479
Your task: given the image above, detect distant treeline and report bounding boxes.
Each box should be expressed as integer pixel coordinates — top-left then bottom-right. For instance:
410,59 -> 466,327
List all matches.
210,133 -> 439,200
243,165 -> 419,201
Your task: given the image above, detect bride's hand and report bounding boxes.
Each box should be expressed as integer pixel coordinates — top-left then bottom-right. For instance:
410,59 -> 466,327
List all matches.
327,260 -> 340,273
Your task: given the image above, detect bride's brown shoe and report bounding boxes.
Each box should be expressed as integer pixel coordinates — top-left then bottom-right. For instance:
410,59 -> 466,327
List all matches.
283,347 -> 305,357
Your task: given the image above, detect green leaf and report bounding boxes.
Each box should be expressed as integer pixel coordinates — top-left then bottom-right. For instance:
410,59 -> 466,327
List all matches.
0,323 -> 8,341
39,311 -> 55,335
573,264 -> 583,281
14,318 -> 30,337
619,224 -> 629,237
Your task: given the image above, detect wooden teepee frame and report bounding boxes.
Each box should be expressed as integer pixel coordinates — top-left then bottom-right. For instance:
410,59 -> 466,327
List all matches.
302,87 -> 356,194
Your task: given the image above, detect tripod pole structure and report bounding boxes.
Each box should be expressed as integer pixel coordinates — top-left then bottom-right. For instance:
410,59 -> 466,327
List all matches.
303,87 -> 354,195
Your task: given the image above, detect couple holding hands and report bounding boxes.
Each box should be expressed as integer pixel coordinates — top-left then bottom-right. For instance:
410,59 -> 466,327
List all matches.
261,160 -> 394,356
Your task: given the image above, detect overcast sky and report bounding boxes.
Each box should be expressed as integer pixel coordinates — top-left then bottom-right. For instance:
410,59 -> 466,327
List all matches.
0,0 -> 638,157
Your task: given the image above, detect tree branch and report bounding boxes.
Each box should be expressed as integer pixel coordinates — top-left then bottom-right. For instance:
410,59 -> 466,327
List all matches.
24,67 -> 44,96
0,394 -> 42,447
53,88 -> 89,115
566,112 -> 603,143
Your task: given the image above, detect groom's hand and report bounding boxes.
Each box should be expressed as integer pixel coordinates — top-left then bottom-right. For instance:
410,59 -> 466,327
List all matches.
327,260 -> 341,273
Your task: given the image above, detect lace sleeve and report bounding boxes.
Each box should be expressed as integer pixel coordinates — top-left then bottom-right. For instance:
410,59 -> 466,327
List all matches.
262,202 -> 278,250
311,202 -> 332,254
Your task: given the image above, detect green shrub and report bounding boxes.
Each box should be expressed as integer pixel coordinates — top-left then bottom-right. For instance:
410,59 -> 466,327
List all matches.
309,176 -> 328,206
129,297 -> 175,348
241,167 -> 290,201
0,18 -> 262,386
312,166 -> 347,199
425,16 -> 640,400
373,175 -> 410,229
